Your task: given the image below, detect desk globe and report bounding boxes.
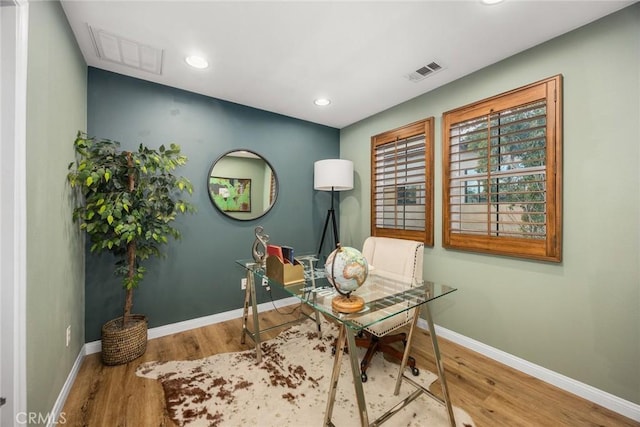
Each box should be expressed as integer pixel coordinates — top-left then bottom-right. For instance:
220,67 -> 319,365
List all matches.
325,245 -> 369,313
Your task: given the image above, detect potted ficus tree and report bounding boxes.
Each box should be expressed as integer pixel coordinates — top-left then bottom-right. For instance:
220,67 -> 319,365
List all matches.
67,131 -> 195,365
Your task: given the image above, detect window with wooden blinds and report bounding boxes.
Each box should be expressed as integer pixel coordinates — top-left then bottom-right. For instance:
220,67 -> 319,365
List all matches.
371,118 -> 434,246
269,173 -> 276,205
442,75 -> 562,262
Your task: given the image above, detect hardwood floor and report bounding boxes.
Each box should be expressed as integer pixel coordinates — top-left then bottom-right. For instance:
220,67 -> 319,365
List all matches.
60,305 -> 638,426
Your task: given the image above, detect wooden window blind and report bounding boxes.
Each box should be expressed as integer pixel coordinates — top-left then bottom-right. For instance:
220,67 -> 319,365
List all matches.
371,118 -> 434,245
442,75 -> 562,261
270,173 -> 276,205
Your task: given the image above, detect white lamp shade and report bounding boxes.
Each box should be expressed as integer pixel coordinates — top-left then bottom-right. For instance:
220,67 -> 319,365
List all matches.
314,159 -> 354,191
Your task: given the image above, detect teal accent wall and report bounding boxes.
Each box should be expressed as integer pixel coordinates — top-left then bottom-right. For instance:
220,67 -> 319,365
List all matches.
25,1 -> 87,422
340,5 -> 640,404
86,68 -> 339,341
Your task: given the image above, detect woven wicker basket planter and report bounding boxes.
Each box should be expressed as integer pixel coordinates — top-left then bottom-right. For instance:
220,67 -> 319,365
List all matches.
101,314 -> 148,366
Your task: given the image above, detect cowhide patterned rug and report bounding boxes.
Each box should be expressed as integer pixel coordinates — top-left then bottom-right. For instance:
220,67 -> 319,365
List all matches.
136,318 -> 475,426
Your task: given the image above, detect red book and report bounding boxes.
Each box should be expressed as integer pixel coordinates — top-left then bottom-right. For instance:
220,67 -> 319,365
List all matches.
266,244 -> 284,262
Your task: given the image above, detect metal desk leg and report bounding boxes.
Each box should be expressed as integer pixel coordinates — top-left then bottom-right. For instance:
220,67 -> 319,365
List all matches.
306,258 -> 322,338
345,326 -> 370,427
323,324 -> 369,427
312,295 -> 323,338
423,302 -> 455,427
240,269 -> 251,345
249,271 -> 262,363
324,323 -> 346,426
394,306 -> 421,395
241,267 -> 262,364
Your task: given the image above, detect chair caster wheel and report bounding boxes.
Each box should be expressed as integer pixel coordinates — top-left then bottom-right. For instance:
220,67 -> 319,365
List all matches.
411,367 -> 419,376
361,372 -> 368,383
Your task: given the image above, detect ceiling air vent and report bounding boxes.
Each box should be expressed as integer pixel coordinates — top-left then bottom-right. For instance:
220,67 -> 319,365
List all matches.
88,25 -> 163,75
405,61 -> 444,83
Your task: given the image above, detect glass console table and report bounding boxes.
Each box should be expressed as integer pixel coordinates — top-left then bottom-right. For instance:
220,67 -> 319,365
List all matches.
236,256 -> 457,427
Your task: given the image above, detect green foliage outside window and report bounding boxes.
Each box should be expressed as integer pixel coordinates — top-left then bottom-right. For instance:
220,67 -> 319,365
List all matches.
459,101 -> 547,238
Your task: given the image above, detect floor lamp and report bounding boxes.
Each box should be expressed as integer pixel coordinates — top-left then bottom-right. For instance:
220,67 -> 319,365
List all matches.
314,159 -> 354,260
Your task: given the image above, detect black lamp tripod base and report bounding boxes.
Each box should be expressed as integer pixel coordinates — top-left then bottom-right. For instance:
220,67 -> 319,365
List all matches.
317,188 -> 339,260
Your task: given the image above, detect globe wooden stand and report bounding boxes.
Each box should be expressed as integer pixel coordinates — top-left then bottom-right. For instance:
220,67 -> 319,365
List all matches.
332,294 -> 365,313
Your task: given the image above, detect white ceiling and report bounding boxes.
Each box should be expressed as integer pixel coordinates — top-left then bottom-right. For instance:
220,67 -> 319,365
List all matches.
61,0 -> 634,129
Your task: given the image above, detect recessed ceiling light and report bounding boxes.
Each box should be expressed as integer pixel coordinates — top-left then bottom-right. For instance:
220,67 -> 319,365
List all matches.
185,55 -> 209,69
481,0 -> 505,4
314,98 -> 331,106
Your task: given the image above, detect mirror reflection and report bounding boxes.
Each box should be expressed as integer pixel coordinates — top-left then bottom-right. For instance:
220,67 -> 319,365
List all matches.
207,150 -> 278,220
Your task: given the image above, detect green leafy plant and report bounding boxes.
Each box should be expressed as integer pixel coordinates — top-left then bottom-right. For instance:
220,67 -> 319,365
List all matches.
67,131 -> 195,326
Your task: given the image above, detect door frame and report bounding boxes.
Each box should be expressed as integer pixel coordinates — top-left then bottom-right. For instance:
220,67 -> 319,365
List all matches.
0,0 -> 28,424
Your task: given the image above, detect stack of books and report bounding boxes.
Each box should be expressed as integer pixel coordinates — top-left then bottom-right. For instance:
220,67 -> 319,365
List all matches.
267,244 -> 295,264
265,244 -> 304,285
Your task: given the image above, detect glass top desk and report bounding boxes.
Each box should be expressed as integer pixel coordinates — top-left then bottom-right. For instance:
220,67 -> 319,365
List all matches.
236,255 -> 457,427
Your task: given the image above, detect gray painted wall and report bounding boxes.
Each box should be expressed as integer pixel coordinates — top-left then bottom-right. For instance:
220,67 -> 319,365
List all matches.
25,1 -> 87,422
340,5 -> 639,404
86,68 -> 340,341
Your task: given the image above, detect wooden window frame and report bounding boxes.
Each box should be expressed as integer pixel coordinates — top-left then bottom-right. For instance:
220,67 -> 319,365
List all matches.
371,118 -> 434,246
442,75 -> 563,262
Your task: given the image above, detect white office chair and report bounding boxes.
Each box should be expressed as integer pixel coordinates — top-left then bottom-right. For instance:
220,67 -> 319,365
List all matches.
352,236 -> 424,382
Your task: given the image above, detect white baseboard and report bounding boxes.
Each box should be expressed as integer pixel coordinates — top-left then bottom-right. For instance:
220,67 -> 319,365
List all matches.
421,319 -> 640,422
47,346 -> 86,427
84,296 -> 300,355
54,299 -> 639,424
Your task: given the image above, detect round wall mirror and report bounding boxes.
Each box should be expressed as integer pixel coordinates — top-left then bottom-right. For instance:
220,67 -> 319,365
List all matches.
207,150 -> 278,221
